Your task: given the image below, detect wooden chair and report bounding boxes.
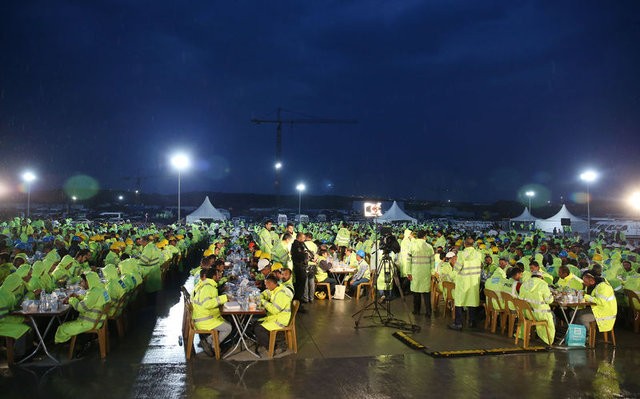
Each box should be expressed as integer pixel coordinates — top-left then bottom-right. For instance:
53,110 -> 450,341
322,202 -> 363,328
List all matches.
185,303 -> 220,360
180,286 -> 191,340
69,304 -> 111,359
588,321 -> 616,348
431,276 -> 442,315
500,291 -> 519,337
441,281 -> 456,319
268,300 -> 300,358
355,275 -> 375,302
513,298 -> 551,348
625,289 -> 640,333
315,279 -> 332,300
107,293 -> 130,338
3,337 -> 15,365
484,289 -> 508,333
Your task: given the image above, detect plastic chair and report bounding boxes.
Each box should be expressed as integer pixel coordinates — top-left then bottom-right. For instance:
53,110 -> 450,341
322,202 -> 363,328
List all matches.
185,303 -> 221,360
513,298 -> 551,348
500,291 -> 519,336
441,281 -> 455,319
315,279 -> 332,300
431,275 -> 442,315
588,321 -> 616,348
68,304 -> 111,359
268,300 -> 300,358
180,286 -> 191,340
624,289 -> 640,333
354,274 -> 375,302
484,289 -> 508,333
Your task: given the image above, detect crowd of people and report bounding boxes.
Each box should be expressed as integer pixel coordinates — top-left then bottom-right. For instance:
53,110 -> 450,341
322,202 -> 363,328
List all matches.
1,215 -> 639,362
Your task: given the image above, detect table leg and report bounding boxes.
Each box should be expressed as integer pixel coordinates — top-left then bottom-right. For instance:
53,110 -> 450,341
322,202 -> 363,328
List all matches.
17,316 -> 60,364
557,306 -> 579,346
223,314 -> 244,359
223,314 -> 260,359
237,314 -> 260,358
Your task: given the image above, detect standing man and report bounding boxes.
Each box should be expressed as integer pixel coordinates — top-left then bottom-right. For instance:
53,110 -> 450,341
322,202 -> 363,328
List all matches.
398,229 -> 413,292
449,237 -> 482,330
258,220 -> 274,257
407,230 -> 434,317
291,233 -> 310,303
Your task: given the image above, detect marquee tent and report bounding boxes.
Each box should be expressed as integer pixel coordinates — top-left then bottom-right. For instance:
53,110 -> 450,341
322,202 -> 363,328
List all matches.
535,204 -> 588,233
186,196 -> 227,223
376,201 -> 417,223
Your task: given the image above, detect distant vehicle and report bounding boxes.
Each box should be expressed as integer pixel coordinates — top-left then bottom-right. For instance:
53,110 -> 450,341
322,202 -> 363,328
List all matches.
316,214 -> 327,222
277,214 -> 288,225
294,214 -> 309,223
99,212 -> 124,223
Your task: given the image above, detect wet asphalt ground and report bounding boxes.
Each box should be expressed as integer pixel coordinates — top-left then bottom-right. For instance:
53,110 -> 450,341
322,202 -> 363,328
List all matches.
1,272 -> 639,398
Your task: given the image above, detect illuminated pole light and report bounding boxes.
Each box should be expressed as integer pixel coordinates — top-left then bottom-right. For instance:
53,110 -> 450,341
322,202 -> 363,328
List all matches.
21,171 -> 36,218
170,153 -> 191,224
296,183 -> 306,222
580,170 -> 598,241
525,190 -> 535,210
274,162 -> 282,170
629,192 -> 640,218
72,196 -> 77,201
118,195 -> 124,201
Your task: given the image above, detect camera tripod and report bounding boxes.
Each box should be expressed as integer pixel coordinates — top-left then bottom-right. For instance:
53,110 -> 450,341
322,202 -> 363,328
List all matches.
352,251 -> 420,332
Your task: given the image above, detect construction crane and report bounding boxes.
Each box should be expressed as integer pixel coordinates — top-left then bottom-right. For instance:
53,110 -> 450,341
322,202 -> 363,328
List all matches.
251,107 -> 357,205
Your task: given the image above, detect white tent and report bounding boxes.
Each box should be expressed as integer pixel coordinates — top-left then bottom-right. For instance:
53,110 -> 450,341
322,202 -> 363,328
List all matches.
510,207 -> 539,231
186,196 -> 227,223
510,207 -> 539,222
535,204 -> 588,233
376,201 -> 417,223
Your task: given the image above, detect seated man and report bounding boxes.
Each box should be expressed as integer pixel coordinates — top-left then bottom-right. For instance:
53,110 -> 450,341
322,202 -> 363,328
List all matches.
315,248 -> 338,296
254,274 -> 292,354
55,272 -> 110,344
518,270 -> 555,345
192,268 -> 232,357
348,250 -> 370,295
557,265 -> 584,291
576,270 -> 617,333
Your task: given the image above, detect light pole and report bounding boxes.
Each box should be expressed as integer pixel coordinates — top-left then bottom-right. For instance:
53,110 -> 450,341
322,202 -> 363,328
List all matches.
580,170 -> 598,241
296,183 -> 306,223
170,153 -> 191,224
21,171 -> 36,218
525,190 -> 535,210
629,192 -> 640,219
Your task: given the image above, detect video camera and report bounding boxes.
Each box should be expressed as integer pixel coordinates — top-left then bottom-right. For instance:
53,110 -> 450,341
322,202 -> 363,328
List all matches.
379,227 -> 400,254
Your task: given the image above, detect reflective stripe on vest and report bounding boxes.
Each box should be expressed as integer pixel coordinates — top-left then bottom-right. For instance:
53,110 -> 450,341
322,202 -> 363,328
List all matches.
524,298 -> 548,306
595,314 -> 616,322
458,266 -> 481,276
79,315 -> 100,324
274,320 -> 287,328
194,315 -> 214,323
595,294 -> 615,302
80,302 -> 101,315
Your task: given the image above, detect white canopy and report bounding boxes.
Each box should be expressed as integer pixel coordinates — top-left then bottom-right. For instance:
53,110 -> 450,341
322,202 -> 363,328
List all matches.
376,201 -> 417,223
186,196 -> 227,223
510,207 -> 540,222
535,204 -> 587,233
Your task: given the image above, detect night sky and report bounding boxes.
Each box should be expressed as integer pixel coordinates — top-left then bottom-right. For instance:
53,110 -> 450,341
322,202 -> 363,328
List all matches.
1,1 -> 639,205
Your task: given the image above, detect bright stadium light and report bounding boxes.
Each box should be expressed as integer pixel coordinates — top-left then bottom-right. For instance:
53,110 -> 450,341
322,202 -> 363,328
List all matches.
21,170 -> 36,217
170,152 -> 191,224
118,195 -> 124,201
580,169 -> 598,240
274,161 -> 282,170
525,190 -> 535,210
296,183 -> 306,223
629,192 -> 640,213
72,195 -> 77,201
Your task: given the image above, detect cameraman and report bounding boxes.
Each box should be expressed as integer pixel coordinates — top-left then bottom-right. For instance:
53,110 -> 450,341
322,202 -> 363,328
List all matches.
291,232 -> 310,303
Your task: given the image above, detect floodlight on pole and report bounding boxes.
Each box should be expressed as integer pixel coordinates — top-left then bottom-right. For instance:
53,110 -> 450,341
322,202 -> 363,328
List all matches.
21,171 -> 36,218
580,170 -> 598,241
274,162 -> 282,170
525,190 -> 535,210
72,196 -> 77,201
170,153 -> 191,224
629,192 -> 640,218
296,183 -> 306,223
118,195 -> 124,201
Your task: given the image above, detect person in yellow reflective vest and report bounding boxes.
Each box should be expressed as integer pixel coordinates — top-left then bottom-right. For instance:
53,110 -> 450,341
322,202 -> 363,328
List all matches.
0,252 -> 16,285
522,260 -> 553,285
0,285 -> 30,341
398,229 -> 413,286
315,248 -> 337,296
51,254 -> 79,285
518,271 -> 556,345
138,237 -> 163,293
557,265 -> 584,291
334,224 -> 351,248
258,220 -> 274,256
254,274 -> 292,354
407,230 -> 434,317
192,268 -> 231,357
485,258 -> 508,309
577,271 -> 617,332
102,264 -> 126,317
55,271 -> 110,343
271,233 -> 292,267
449,238 -> 482,330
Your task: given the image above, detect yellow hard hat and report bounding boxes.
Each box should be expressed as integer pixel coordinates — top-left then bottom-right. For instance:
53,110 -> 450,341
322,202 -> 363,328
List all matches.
272,262 -> 283,271
314,291 -> 327,300
455,239 -> 463,247
491,246 -> 499,254
260,252 -> 271,260
125,238 -> 134,246
593,253 -> 603,262
509,259 -> 516,266
479,244 -> 486,250
254,250 -> 262,258
203,249 -> 214,257
110,243 -> 121,251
